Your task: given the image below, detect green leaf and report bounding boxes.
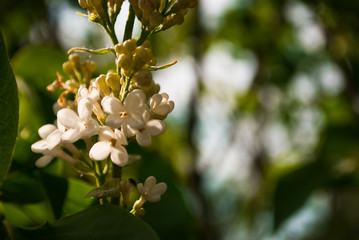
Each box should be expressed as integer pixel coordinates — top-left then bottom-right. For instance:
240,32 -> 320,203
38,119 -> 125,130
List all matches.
273,161 -> 328,230
11,44 -> 67,92
0,30 -> 19,187
38,172 -> 68,220
15,205 -> 159,240
85,178 -> 121,199
0,174 -> 46,204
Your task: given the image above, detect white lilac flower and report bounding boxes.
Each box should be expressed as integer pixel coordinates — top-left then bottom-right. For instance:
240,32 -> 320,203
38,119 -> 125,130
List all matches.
57,97 -> 99,143
31,124 -> 75,167
126,118 -> 165,147
137,176 -> 167,202
78,84 -> 100,102
149,93 -> 174,119
101,89 -> 148,129
89,126 -> 129,166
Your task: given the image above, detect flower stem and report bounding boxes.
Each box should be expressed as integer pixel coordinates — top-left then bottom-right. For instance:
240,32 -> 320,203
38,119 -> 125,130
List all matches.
110,163 -> 122,205
123,5 -> 135,42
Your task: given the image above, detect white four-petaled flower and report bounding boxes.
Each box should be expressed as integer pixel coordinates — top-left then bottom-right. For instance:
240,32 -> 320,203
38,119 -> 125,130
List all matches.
57,97 -> 99,142
31,124 -> 75,167
137,176 -> 167,202
89,126 -> 129,166
101,89 -> 148,131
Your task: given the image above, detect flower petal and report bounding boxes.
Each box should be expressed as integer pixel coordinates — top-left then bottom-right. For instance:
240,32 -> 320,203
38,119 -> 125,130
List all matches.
78,97 -> 93,120
136,132 -> 151,147
145,120 -> 165,136
101,96 -> 123,114
89,141 -> 111,160
62,129 -> 82,142
46,129 -> 63,150
137,183 -> 145,195
82,119 -> 99,138
31,140 -> 48,153
105,114 -> 123,128
110,145 -> 128,167
149,93 -> 162,109
144,176 -> 156,193
57,108 -> 80,129
125,89 -> 145,109
38,124 -> 57,139
35,155 -> 54,168
114,129 -> 128,145
98,126 -> 115,142
151,182 -> 167,196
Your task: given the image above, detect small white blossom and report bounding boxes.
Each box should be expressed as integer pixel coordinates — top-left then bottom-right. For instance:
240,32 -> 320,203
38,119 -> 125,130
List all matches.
149,93 -> 174,119
57,97 -> 99,143
89,126 -> 129,166
126,119 -> 165,147
101,89 -> 148,129
78,84 -> 100,102
137,176 -> 167,202
31,124 -> 74,167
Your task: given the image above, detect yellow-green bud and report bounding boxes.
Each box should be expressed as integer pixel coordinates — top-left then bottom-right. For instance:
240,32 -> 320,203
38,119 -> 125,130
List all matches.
117,54 -> 132,73
69,54 -> 81,71
133,70 -> 152,87
133,46 -> 150,71
78,0 -> 90,8
188,0 -> 198,8
83,60 -> 97,74
62,61 -> 75,77
171,0 -> 190,12
123,39 -> 137,56
106,72 -> 121,91
114,43 -> 125,55
149,12 -> 164,29
138,0 -> 157,22
96,74 -> 111,96
135,208 -> 145,218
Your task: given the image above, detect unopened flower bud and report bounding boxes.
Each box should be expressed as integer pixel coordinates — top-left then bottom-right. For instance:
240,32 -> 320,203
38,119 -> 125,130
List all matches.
69,54 -> 81,71
135,208 -> 145,218
133,46 -> 150,71
138,0 -> 157,22
78,0 -> 90,8
149,12 -> 164,29
188,0 -> 198,8
62,61 -> 75,77
119,179 -> 135,209
117,54 -> 132,73
96,74 -> 111,96
171,0 -> 190,12
106,72 -> 121,91
123,39 -> 137,56
133,70 -> 152,87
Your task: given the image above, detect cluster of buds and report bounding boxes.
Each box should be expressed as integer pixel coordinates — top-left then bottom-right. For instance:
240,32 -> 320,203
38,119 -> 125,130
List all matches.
129,0 -> 198,31
78,0 -> 124,23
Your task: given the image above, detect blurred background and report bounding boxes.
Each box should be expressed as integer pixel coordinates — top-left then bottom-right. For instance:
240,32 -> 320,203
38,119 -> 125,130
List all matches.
1,0 -> 359,239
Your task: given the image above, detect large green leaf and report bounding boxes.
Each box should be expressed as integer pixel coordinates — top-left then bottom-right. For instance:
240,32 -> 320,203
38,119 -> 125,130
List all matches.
15,205 -> 159,240
0,30 -> 19,186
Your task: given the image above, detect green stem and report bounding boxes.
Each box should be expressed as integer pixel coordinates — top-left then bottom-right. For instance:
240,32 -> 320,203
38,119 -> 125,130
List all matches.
110,163 -> 122,205
136,29 -> 150,46
123,5 -> 136,41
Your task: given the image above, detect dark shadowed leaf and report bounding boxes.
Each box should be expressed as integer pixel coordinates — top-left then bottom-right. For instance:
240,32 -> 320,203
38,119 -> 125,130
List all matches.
273,161 -> 328,230
0,30 -> 19,186
15,205 -> 159,240
38,172 -> 68,220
